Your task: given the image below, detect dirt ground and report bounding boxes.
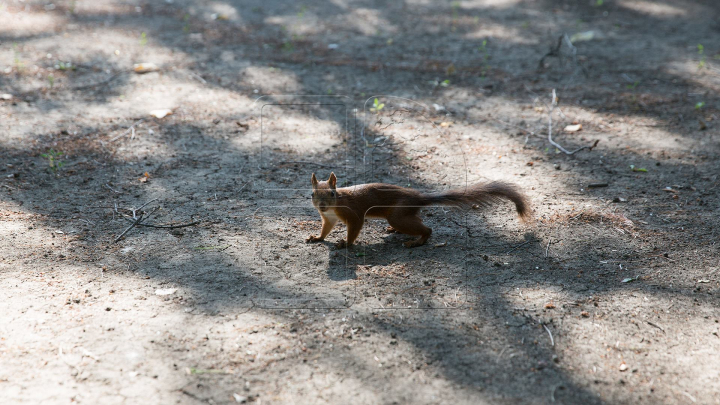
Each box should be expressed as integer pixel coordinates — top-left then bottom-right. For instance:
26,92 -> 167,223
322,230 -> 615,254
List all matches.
1,0 -> 720,404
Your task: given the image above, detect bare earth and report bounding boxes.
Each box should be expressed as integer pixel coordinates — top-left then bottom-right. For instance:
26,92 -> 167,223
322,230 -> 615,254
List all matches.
1,0 -> 720,404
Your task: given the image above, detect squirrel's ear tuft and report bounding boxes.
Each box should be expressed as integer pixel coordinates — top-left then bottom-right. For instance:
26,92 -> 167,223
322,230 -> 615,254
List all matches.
328,172 -> 337,189
311,173 -> 318,187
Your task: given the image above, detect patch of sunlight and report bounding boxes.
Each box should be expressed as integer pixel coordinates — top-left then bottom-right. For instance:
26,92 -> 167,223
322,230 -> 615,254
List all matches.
0,9 -> 65,37
619,1 -> 687,17
243,66 -> 302,93
465,23 -> 538,44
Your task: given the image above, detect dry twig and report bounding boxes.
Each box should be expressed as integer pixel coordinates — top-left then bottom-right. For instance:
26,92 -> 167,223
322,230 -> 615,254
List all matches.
547,89 -> 599,155
113,199 -> 200,242
110,119 -> 144,142
543,323 -> 555,346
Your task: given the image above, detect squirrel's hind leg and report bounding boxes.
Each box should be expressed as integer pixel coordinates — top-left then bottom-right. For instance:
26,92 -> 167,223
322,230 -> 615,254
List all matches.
386,211 -> 432,248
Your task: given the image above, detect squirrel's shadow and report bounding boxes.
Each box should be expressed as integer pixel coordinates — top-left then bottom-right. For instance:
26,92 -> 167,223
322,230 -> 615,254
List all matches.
323,227 -> 543,282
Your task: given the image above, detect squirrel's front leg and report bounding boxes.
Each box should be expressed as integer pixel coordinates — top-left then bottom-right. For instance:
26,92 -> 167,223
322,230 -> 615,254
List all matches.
306,215 -> 337,243
336,217 -> 363,248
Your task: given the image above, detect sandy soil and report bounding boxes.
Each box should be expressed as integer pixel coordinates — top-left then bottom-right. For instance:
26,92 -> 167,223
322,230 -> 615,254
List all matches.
1,0 -> 720,404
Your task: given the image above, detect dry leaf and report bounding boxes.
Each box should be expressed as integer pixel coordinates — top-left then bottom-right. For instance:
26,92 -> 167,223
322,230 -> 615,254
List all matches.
581,311 -> 590,318
439,122 -> 452,128
149,109 -> 173,119
139,172 -> 150,183
133,63 -> 160,73
564,124 -> 582,132
544,302 -> 556,309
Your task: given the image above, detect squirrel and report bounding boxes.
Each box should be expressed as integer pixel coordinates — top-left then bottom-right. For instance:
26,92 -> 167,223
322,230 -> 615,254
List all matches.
306,172 -> 530,248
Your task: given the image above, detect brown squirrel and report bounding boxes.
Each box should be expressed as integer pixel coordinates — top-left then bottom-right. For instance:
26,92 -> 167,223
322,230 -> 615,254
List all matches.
306,172 -> 530,248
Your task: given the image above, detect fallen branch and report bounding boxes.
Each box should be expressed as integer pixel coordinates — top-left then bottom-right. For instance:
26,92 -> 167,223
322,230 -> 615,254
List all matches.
547,89 -> 599,155
505,241 -> 530,255
119,214 -> 201,229
278,161 -> 351,169
113,200 -> 200,242
646,320 -> 666,333
110,119 -> 144,142
72,72 -> 121,90
114,212 -> 144,243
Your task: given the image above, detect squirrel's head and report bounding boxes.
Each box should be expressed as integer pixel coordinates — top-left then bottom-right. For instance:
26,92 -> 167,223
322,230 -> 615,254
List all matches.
311,172 -> 337,212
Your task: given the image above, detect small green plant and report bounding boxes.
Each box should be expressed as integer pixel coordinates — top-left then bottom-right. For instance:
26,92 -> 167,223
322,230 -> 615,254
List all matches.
139,32 -> 148,46
478,39 -> 490,78
626,81 -> 639,89
370,98 -> 385,113
451,1 -> 461,18
183,14 -> 190,32
697,44 -> 706,69
47,74 -> 55,88
297,5 -> 307,17
695,101 -> 705,109
428,79 -> 449,88
594,0 -> 604,6
41,149 -> 64,173
629,165 -> 647,173
57,61 -> 75,71
13,42 -> 24,72
281,40 -> 295,52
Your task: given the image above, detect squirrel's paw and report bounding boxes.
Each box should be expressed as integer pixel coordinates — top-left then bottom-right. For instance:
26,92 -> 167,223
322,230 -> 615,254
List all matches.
306,235 -> 323,243
403,239 -> 425,248
335,239 -> 348,249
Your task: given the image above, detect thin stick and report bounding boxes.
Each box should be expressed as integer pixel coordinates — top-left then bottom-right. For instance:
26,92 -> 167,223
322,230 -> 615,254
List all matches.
278,161 -> 348,168
136,198 -> 158,212
547,89 -> 599,155
115,212 -> 144,242
110,119 -> 144,142
119,215 -> 201,229
72,72 -> 121,90
188,71 -> 207,84
682,391 -> 697,404
142,221 -> 201,229
646,321 -> 665,333
543,324 -> 555,346
545,239 -> 552,258
551,385 -> 560,402
505,241 -> 530,255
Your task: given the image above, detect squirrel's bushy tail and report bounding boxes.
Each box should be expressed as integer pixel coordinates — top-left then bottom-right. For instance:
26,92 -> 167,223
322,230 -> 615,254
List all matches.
422,181 -> 531,221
